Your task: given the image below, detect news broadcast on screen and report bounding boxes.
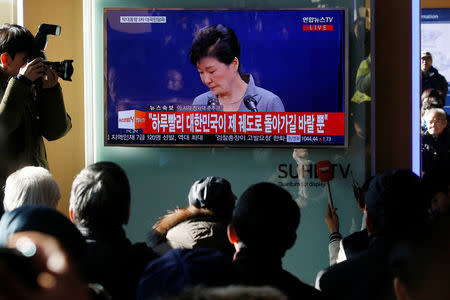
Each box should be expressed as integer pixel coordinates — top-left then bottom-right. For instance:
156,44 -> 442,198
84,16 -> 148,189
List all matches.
104,8 -> 348,147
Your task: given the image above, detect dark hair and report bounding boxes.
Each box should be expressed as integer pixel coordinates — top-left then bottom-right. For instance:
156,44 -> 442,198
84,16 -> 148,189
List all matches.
365,169 -> 428,239
421,88 -> 444,107
231,182 -> 300,256
0,24 -> 34,59
189,24 -> 241,72
421,166 -> 450,211
390,217 -> 450,293
70,161 -> 130,229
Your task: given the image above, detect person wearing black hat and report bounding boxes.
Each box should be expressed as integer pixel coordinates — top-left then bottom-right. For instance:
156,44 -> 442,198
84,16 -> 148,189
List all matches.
149,176 -> 236,257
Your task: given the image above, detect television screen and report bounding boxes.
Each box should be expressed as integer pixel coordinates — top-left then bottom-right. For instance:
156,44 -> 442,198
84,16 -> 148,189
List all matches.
104,8 -> 348,147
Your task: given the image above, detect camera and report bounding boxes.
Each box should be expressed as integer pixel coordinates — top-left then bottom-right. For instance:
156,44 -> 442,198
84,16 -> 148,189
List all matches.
28,23 -> 74,81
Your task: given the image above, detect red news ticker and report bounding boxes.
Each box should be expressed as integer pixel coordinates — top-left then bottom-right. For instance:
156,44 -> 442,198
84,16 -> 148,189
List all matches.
118,111 -> 345,135
302,24 -> 334,31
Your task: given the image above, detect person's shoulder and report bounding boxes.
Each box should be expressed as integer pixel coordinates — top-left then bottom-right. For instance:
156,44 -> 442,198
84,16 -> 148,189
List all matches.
316,250 -> 370,289
253,85 -> 279,101
279,269 -> 324,299
193,91 -> 213,105
432,67 -> 447,79
422,132 -> 435,143
248,82 -> 284,111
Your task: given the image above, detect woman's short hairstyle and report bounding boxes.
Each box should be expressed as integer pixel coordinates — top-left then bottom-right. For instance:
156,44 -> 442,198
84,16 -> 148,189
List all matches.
3,166 -> 60,212
69,161 -> 130,229
189,24 -> 241,70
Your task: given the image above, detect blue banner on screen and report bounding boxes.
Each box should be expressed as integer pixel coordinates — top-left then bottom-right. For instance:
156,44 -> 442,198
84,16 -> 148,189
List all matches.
105,9 -> 348,147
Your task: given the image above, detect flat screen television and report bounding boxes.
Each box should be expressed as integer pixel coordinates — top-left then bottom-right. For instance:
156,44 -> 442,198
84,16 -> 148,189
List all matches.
104,8 -> 348,147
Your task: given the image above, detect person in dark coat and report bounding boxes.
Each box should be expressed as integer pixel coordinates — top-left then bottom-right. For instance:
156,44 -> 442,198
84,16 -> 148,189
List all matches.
228,182 -> 324,300
69,161 -> 157,300
422,108 -> 450,175
421,51 -> 448,100
390,217 -> 450,300
315,169 -> 429,300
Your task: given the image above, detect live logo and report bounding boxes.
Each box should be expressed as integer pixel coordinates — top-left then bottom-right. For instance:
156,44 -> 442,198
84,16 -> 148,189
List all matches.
302,24 -> 334,31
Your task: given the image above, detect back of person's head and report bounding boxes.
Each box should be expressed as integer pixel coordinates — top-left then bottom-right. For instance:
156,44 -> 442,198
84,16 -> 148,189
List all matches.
231,182 -> 300,257
188,176 -> 236,220
137,248 -> 234,300
69,161 -> 130,230
3,166 -> 60,212
189,24 -> 241,68
390,217 -> 450,300
364,169 -> 428,240
0,205 -> 86,263
421,88 -> 444,107
0,23 -> 34,59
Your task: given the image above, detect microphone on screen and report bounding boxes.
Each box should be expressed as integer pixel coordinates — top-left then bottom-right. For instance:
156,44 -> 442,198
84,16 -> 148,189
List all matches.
244,95 -> 258,112
207,97 -> 220,106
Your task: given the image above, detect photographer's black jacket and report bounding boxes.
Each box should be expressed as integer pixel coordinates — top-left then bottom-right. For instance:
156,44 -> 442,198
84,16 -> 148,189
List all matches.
0,75 -> 71,169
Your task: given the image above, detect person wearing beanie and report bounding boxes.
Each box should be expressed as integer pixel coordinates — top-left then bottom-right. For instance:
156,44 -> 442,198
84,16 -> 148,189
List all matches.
149,176 -> 236,257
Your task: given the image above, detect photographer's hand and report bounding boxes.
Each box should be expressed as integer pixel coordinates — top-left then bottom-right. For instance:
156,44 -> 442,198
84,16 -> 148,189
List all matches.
19,57 -> 44,82
42,65 -> 59,89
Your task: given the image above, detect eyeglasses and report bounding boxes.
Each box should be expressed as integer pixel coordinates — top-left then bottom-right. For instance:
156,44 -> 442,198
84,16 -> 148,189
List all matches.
427,118 -> 445,125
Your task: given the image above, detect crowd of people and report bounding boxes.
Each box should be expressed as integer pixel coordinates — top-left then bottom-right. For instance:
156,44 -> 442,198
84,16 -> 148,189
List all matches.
0,162 -> 448,300
0,21 -> 449,300
420,51 -> 450,175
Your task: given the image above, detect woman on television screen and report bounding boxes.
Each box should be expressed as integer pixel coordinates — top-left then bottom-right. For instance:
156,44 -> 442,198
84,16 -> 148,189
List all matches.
189,24 -> 285,112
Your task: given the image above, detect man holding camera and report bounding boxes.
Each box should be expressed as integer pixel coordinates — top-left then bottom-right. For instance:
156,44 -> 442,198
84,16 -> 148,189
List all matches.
0,24 -> 71,212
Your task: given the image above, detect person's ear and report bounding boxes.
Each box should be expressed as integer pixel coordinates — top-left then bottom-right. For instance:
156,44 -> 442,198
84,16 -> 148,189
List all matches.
0,52 -> 11,67
69,207 -> 74,223
232,57 -> 239,72
366,212 -> 374,236
393,277 -> 412,300
227,224 -> 239,244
